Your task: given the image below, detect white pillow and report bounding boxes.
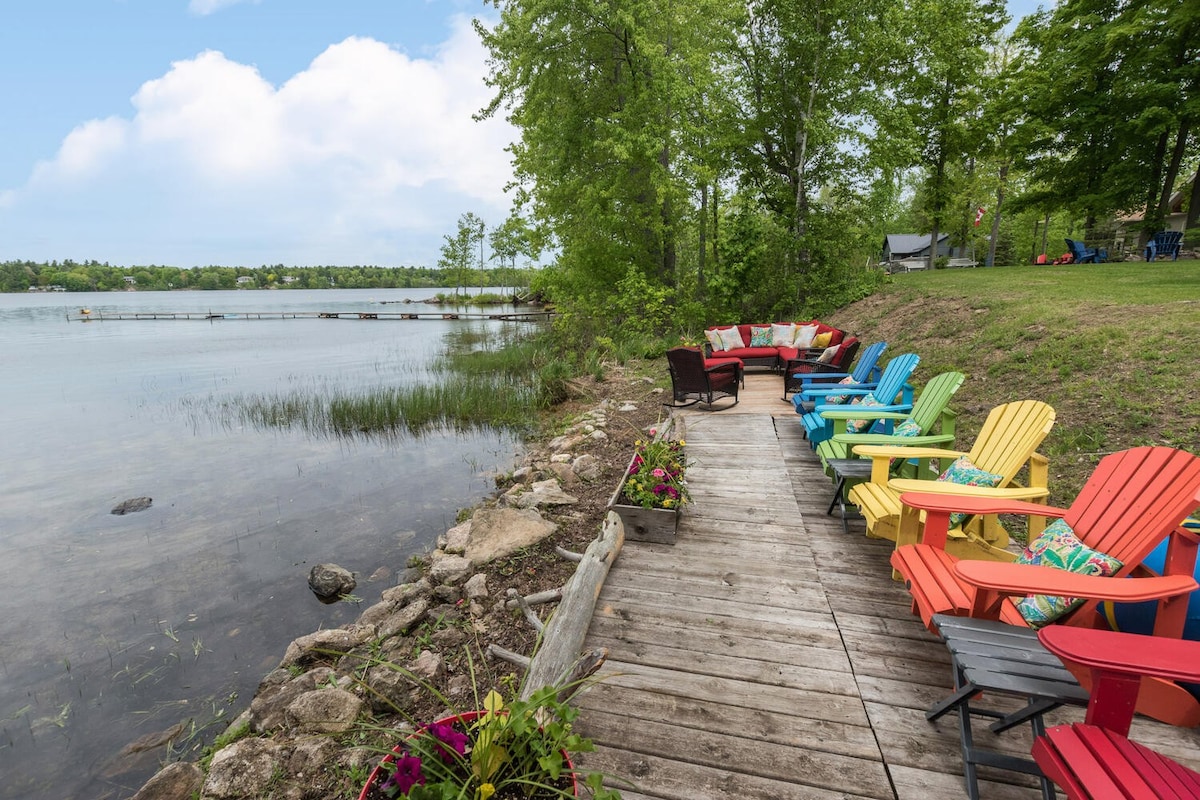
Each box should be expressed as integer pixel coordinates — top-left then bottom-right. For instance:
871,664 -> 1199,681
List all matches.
770,323 -> 796,347
704,329 -> 724,352
793,324 -> 820,349
816,344 -> 840,363
717,326 -> 745,351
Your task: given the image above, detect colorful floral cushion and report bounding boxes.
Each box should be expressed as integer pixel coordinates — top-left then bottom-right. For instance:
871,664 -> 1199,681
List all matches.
1013,519 -> 1123,628
935,456 -> 1004,527
825,376 -> 859,405
716,326 -> 744,351
812,331 -> 833,348
792,323 -> 819,348
771,323 -> 797,347
845,395 -> 887,433
894,418 -> 923,437
749,326 -> 773,347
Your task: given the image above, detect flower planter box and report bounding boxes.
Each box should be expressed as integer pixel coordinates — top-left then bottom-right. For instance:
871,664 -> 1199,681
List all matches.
607,450 -> 681,545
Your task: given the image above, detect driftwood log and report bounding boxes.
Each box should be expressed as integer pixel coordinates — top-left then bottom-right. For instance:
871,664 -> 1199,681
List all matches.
517,510 -> 625,698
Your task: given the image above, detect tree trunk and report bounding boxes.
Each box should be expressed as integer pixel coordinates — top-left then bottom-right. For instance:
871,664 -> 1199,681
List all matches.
1187,161 -> 1200,230
1157,119 -> 1190,223
1041,212 -> 1050,257
698,181 -> 708,295
987,161 -> 1007,267
1144,130 -> 1169,232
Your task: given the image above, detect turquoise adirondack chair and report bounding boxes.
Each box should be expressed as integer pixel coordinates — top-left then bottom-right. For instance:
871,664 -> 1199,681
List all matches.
799,353 -> 920,448
790,341 -> 888,412
814,370 -> 965,478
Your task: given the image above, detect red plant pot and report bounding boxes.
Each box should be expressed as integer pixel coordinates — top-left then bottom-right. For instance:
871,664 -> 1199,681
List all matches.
357,710 -> 579,800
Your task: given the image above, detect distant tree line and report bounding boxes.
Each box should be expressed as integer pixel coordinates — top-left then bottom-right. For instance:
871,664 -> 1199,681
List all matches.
0,260 -> 540,294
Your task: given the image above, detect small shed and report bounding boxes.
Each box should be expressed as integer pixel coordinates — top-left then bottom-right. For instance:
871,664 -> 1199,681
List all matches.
882,233 -> 951,261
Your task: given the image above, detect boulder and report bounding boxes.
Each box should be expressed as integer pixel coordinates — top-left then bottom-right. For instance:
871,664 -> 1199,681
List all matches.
279,625 -> 374,670
512,479 -> 578,510
572,454 -> 601,481
307,564 -> 356,601
284,688 -> 364,734
201,738 -> 289,799
130,762 -> 203,800
462,507 -> 558,565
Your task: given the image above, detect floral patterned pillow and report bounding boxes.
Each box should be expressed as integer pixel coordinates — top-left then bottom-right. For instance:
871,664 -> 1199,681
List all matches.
935,456 -> 1003,527
750,326 -> 773,347
894,418 -> 923,437
704,329 -> 724,352
845,395 -> 887,433
826,376 -> 859,405
1013,519 -> 1123,627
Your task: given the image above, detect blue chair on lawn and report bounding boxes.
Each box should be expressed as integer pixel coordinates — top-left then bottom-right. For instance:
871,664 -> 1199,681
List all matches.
1065,238 -> 1107,264
789,340 -> 888,411
799,353 -> 920,448
1144,230 -> 1183,262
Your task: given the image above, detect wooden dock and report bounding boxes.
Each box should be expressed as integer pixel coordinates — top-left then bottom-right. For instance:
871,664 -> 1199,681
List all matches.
68,309 -> 554,323
574,372 -> 1200,799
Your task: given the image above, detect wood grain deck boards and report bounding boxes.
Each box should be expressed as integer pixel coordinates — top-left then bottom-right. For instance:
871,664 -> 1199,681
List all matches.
579,384 -> 1198,799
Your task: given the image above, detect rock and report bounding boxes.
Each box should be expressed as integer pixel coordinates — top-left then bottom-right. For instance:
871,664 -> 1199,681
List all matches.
513,479 -> 578,510
130,761 -> 204,800
572,454 -> 601,481
432,583 -> 461,603
381,578 -> 431,606
511,465 -> 534,481
443,521 -> 471,554
279,625 -> 374,670
377,596 -> 430,640
250,668 -> 335,732
363,664 -> 413,712
284,688 -> 364,734
550,453 -> 572,463
201,737 -> 289,799
462,507 -> 558,565
547,462 -> 578,486
590,430 -> 608,441
111,497 -> 152,515
307,564 -> 356,601
464,573 -> 489,601
367,566 -> 391,582
409,650 -> 444,681
288,738 -> 339,782
618,403 -> 638,412
429,554 -> 472,584
447,675 -> 472,698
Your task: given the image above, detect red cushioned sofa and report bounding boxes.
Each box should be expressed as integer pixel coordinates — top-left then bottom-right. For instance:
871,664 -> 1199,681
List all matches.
703,321 -> 850,371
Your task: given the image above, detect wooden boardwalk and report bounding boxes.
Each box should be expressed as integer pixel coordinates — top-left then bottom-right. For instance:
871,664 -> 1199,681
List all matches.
575,372 -> 1200,799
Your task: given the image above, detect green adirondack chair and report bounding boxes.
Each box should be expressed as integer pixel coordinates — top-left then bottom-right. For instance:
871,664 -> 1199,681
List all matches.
814,371 -> 966,480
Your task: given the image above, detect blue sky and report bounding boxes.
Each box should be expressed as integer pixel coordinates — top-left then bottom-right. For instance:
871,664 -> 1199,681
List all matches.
0,0 -> 1049,269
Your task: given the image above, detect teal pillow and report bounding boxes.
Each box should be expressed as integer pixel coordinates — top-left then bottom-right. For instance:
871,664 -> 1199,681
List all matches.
845,395 -> 887,433
1013,519 -> 1123,628
935,456 -> 1003,527
750,326 -> 773,347
894,418 -> 922,437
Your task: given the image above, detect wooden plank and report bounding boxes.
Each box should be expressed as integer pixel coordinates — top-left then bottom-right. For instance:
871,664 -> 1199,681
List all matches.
589,595 -> 841,644
587,609 -> 847,655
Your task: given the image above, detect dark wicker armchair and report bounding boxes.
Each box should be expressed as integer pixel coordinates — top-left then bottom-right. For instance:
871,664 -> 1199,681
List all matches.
664,348 -> 740,410
781,337 -> 860,400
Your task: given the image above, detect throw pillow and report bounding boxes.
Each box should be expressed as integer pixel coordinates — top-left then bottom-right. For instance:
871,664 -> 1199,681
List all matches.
770,323 -> 796,347
894,418 -> 923,437
816,344 -> 840,363
826,376 -> 859,405
792,324 -> 819,349
704,328 -> 724,352
935,456 -> 1004,527
845,395 -> 887,433
1013,519 -> 1123,628
812,331 -> 833,348
717,326 -> 745,352
750,326 -> 773,347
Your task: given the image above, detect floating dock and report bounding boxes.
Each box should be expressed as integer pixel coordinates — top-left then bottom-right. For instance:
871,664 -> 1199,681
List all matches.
69,309 -> 554,323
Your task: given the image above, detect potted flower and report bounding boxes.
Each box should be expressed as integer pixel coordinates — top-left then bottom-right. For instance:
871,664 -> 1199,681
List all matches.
607,432 -> 689,545
359,685 -> 620,800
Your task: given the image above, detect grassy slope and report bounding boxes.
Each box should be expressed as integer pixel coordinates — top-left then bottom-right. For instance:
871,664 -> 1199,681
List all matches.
823,260 -> 1200,507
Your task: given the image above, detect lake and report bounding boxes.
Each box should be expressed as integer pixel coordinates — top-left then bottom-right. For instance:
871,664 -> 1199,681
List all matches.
0,288 -> 527,799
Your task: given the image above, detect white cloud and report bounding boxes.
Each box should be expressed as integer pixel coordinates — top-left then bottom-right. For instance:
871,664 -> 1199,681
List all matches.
2,15 -> 517,266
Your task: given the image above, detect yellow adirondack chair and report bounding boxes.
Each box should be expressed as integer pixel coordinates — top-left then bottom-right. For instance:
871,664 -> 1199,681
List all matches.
847,400 -> 1055,566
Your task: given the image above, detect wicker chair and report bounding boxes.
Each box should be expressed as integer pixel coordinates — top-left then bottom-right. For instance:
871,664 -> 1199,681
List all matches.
664,348 -> 740,410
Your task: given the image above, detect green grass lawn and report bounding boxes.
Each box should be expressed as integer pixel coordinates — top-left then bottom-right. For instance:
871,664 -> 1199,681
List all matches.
825,259 -> 1200,508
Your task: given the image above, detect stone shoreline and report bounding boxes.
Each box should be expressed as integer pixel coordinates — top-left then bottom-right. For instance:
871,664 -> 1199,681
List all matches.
127,396 -> 652,800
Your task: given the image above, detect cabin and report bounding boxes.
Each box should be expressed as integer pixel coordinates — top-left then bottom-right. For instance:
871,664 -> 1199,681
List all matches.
882,233 -> 951,262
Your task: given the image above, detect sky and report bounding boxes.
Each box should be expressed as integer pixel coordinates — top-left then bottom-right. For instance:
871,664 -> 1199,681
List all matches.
0,0 -> 1049,270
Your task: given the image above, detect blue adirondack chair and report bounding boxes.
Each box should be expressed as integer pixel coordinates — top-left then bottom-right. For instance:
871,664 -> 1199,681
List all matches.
800,353 -> 920,448
1144,230 -> 1183,262
790,341 -> 888,412
1065,238 -> 1107,264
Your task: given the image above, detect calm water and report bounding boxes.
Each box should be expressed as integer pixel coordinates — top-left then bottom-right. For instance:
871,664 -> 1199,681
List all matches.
0,289 -> 526,799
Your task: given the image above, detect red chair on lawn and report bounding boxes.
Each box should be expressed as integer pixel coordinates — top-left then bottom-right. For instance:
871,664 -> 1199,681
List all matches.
1034,625 -> 1200,799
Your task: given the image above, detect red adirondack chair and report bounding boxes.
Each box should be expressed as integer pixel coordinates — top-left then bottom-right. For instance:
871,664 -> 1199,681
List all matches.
1033,626 -> 1200,799
890,446 -> 1200,725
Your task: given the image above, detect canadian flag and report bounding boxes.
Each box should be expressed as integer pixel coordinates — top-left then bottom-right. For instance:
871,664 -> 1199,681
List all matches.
974,206 -> 986,226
